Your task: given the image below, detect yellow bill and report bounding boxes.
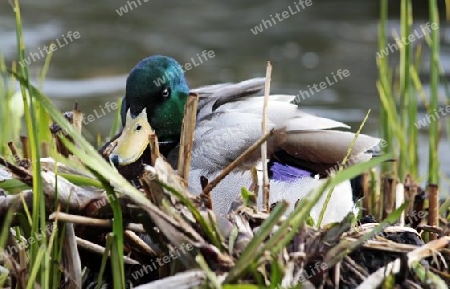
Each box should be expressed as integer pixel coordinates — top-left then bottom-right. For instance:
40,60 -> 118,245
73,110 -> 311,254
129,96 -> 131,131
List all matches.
109,108 -> 153,166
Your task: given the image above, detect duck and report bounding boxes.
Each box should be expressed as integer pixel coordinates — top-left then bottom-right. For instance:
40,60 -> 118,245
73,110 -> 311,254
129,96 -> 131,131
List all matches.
104,55 -> 381,225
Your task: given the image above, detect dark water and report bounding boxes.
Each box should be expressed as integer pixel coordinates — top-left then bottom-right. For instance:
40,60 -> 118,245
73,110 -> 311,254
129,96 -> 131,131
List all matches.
0,0 -> 449,192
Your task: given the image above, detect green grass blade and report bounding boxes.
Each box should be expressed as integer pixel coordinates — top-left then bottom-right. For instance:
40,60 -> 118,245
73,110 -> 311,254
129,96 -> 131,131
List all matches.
13,2 -> 47,283
428,0 -> 440,185
317,109 -> 371,227
223,202 -> 287,284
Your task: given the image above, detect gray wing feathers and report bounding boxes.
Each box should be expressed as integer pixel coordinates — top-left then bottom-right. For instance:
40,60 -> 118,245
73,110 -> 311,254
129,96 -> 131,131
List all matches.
191,77 -> 381,174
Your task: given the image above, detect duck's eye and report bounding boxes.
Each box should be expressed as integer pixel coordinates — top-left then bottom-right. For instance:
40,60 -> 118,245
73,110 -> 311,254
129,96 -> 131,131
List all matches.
136,125 -> 142,132
162,88 -> 171,98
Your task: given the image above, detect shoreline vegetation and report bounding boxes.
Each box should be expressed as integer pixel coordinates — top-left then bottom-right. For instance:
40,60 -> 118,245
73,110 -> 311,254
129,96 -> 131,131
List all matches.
0,0 -> 449,288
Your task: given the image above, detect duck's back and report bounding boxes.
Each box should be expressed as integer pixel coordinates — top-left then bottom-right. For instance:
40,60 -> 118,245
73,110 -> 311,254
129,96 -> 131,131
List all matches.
186,78 -> 379,223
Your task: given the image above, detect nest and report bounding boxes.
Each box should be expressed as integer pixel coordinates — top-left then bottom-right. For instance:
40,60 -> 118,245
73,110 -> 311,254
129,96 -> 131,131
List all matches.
1,149 -> 450,288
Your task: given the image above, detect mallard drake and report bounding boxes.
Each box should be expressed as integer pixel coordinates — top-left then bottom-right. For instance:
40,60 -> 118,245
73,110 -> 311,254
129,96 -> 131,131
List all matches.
105,55 -> 380,225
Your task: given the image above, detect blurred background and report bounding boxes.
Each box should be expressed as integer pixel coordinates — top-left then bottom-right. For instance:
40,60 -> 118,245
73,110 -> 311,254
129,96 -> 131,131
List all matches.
0,0 -> 449,190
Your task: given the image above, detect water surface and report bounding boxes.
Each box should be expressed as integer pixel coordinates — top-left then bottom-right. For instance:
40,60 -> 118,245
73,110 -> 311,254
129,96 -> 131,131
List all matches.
0,0 -> 448,192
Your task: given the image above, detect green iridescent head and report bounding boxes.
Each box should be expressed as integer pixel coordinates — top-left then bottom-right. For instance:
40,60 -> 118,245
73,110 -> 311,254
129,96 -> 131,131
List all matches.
110,55 -> 189,166
121,55 -> 189,142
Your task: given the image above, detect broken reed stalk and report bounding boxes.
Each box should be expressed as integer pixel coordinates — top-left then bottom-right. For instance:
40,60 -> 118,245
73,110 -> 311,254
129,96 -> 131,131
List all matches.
61,222 -> 82,289
362,171 -> 371,215
404,175 -> 418,218
261,61 -> 272,212
177,92 -> 199,184
428,184 -> 439,240
202,129 -> 275,196
395,182 -> 405,227
411,191 -> 425,228
7,141 -> 21,163
370,170 -> 380,220
149,133 -> 160,166
72,101 -> 83,135
20,136 -> 29,159
382,177 -> 396,219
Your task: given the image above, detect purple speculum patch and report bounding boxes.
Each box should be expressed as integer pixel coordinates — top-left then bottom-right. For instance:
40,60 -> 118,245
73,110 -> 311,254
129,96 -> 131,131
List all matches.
269,161 -> 312,182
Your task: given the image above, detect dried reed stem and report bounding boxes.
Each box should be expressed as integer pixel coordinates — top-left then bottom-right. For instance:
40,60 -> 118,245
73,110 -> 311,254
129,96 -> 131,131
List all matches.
177,93 -> 199,184
150,133 -> 160,166
49,211 -> 145,233
382,177 -> 396,219
404,174 -> 418,217
7,141 -> 21,163
262,61 -> 272,212
362,171 -> 371,215
395,183 -> 405,226
75,237 -> 139,265
124,230 -> 157,255
20,136 -> 29,159
72,101 -> 83,135
428,184 -> 439,240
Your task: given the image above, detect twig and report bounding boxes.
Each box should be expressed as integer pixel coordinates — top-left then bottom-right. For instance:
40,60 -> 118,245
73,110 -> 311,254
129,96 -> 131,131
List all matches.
7,142 -> 21,163
124,230 -> 157,256
343,256 -> 367,281
75,237 -> 139,265
8,141 -> 31,169
49,212 -> 145,233
198,176 -> 213,210
417,224 -> 442,235
0,156 -> 33,185
202,129 -> 275,196
177,93 -> 199,184
261,61 -> 272,212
